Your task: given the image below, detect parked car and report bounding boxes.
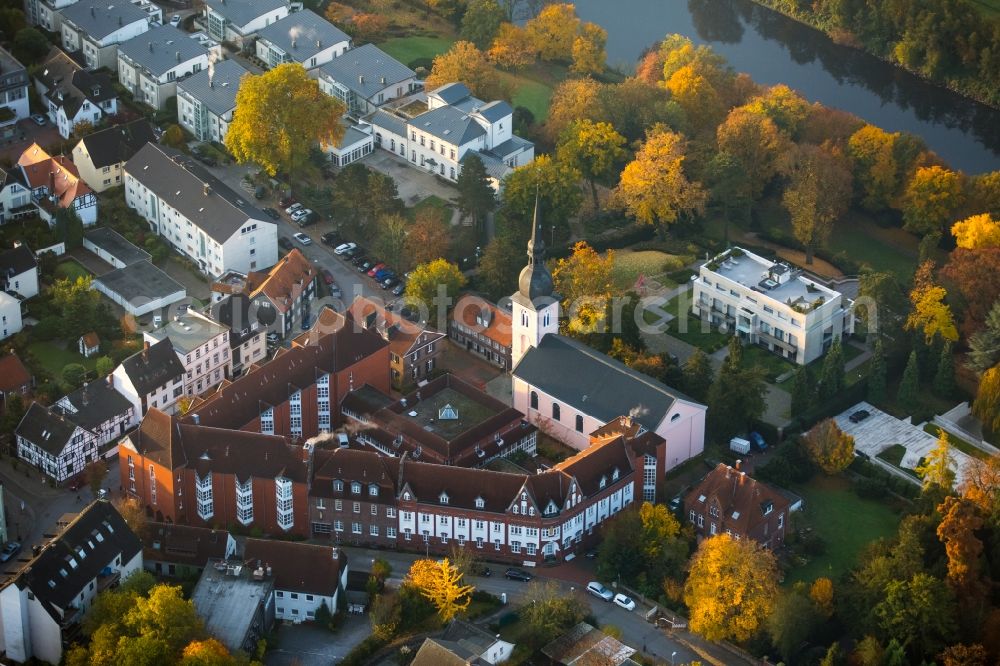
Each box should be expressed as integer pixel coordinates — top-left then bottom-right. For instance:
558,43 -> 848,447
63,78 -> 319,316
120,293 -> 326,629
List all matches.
504,568 -> 533,582
290,208 -> 309,223
0,542 -> 21,562
266,331 -> 280,344
321,231 -> 341,246
367,263 -> 386,277
30,114 -> 46,126
351,254 -> 369,266
613,593 -> 636,611
391,282 -> 406,296
381,277 -> 400,290
357,260 -> 374,273
849,409 -> 871,423
169,14 -> 181,26
333,242 -> 356,256
329,285 -> 342,299
321,269 -> 335,285
278,237 -> 294,251
285,202 -> 303,216
344,245 -> 364,258
749,431 -> 767,451
253,185 -> 266,200
293,232 -> 312,246
374,268 -> 395,281
278,194 -> 295,207
262,207 -> 280,220
586,581 -> 614,601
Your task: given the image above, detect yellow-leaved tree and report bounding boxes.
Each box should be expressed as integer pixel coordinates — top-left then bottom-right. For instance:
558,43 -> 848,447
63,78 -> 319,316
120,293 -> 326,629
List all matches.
525,3 -> 579,61
552,241 -> 615,335
802,418 -> 855,475
951,213 -> 1000,250
972,365 -> 1000,434
916,431 -> 956,492
424,40 -> 501,101
405,558 -> 474,622
487,23 -> 537,70
684,534 -> 778,642
616,126 -> 707,233
556,119 -> 626,211
225,63 -> 345,177
905,261 -> 959,343
570,22 -> 607,76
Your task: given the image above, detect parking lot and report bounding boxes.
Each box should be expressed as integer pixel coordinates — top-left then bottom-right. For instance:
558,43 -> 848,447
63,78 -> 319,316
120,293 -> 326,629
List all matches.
834,402 -> 972,487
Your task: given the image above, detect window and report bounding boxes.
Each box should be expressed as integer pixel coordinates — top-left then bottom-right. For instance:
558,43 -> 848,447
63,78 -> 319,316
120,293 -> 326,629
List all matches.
370,525 -> 379,536
335,500 -> 342,511
552,403 -> 560,421
475,497 -> 484,509
387,527 -> 397,538
530,391 -> 538,410
575,415 -> 583,432
352,522 -> 362,534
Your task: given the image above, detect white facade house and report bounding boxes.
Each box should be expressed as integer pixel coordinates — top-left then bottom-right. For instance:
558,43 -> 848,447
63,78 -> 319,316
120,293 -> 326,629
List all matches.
117,25 -> 211,110
0,47 -> 29,125
314,43 -> 417,115
144,311 -> 232,396
34,49 -> 118,139
0,500 -> 143,665
59,1 -> 157,71
254,10 -> 350,70
203,0 -> 289,49
0,167 -> 33,224
23,0 -> 76,32
0,291 -> 22,340
243,539 -> 348,623
0,243 -> 39,300
177,59 -> 250,142
123,142 -> 278,277
112,339 -> 187,417
691,247 -> 855,365
368,82 -> 533,190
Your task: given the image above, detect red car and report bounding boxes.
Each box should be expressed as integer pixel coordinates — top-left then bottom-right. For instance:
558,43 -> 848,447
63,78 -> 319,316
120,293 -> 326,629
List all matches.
321,269 -> 335,285
367,263 -> 385,277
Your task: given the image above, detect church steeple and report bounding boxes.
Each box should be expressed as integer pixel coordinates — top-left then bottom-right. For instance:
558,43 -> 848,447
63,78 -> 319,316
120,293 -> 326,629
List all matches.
517,193 -> 554,303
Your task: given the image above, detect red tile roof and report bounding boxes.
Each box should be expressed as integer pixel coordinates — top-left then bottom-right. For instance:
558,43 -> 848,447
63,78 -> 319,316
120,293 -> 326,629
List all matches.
348,296 -> 445,359
0,352 -> 32,392
17,143 -> 93,210
246,248 -> 316,314
451,294 -> 512,348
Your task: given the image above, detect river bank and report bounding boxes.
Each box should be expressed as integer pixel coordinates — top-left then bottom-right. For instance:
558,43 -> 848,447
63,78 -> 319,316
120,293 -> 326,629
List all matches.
746,0 -> 1000,111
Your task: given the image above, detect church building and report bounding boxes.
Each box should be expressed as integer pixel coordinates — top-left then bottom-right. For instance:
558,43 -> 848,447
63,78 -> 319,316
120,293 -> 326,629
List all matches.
510,199 -> 707,470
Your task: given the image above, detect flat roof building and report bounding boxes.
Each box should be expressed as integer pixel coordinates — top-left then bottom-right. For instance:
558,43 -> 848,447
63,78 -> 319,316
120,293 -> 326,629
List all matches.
92,259 -> 186,316
191,560 -> 274,654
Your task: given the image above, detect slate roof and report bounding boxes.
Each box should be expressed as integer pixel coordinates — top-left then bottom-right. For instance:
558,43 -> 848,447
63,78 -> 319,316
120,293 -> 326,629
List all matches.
0,352 -> 32,392
94,260 -> 185,305
176,58 -> 249,117
461,151 -> 507,181
0,243 -> 37,278
411,105 -> 485,145
243,539 -> 345,597
316,43 -> 414,99
144,522 -> 231,568
475,100 -> 511,123
428,82 -> 472,106
209,293 -> 260,346
487,135 -> 532,159
367,108 -> 406,136
117,25 -> 208,76
119,338 -> 185,396
35,48 -> 116,118
83,227 -> 151,265
61,1 -> 150,41
440,620 -> 505,657
256,10 -> 349,61
16,402 -> 77,456
16,381 -> 133,458
512,334 -> 701,432
76,119 -> 157,170
203,0 -> 287,30
124,142 -> 268,243
1,501 -> 141,619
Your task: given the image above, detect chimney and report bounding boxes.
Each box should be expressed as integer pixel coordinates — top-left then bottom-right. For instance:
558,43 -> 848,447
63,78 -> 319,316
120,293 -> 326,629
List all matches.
380,76 -> 385,84
149,41 -> 154,52
291,37 -> 297,49
90,6 -> 95,16
81,382 -> 89,406
358,74 -> 363,85
192,413 -> 200,424
740,471 -> 746,485
175,51 -> 181,62
142,340 -> 150,361
734,459 -> 741,471
316,39 -> 321,49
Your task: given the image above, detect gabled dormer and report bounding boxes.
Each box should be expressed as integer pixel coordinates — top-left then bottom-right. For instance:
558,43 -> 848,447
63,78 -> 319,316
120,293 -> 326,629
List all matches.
474,495 -> 485,509
439,491 -> 449,505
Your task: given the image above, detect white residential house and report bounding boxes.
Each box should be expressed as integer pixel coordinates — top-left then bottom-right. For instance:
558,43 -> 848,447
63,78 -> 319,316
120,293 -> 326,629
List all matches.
123,142 -> 278,277
0,291 -> 22,340
0,500 -> 143,665
202,0 -> 289,50
176,58 -> 250,142
112,339 -> 187,417
691,247 -> 855,365
368,82 -> 533,190
0,47 -> 30,125
14,379 -> 137,482
314,43 -> 417,115
34,48 -> 118,139
59,1 -> 158,71
117,25 -> 212,110
0,242 -> 39,299
0,166 -> 33,224
23,0 -> 76,33
254,10 -> 350,70
143,311 -> 232,396
243,539 -> 349,623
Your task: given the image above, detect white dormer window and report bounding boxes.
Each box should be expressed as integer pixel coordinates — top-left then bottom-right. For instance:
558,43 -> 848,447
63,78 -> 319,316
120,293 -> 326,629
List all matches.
512,506 -> 519,514
612,468 -> 619,481
439,492 -> 449,505
475,496 -> 484,509
351,482 -> 361,495
403,492 -> 411,501
369,485 -> 378,497
599,475 -> 606,489
333,480 -> 343,492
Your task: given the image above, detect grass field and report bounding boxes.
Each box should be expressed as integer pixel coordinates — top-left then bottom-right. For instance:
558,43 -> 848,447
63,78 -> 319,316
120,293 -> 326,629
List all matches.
743,345 -> 796,382
969,0 -> 1000,17
378,36 -> 455,68
28,341 -> 98,379
498,71 -> 554,122
408,194 -> 452,225
877,443 -> 907,467
786,475 -> 900,585
923,423 -> 991,461
54,260 -> 91,282
642,290 -> 730,353
611,250 -> 686,291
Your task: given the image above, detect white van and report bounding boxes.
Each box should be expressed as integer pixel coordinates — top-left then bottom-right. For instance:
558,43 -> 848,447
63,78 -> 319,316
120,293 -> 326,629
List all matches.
152,314 -> 162,328
729,437 -> 751,455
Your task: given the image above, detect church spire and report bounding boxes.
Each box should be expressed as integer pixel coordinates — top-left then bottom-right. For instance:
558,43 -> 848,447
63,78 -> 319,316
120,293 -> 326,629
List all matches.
517,192 -> 554,302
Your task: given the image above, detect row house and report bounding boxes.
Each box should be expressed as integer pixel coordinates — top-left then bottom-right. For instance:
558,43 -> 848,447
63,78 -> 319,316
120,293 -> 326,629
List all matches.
177,59 -> 250,143
117,25 -> 212,110
23,0 -> 75,33
348,296 -> 445,389
254,10 -> 350,70
243,539 -> 348,622
449,294 -> 512,371
72,119 -> 157,193
59,1 -> 158,71
309,446 -> 401,545
245,247 -> 317,337
203,0 -> 289,50
17,143 -> 98,226
315,43 -> 417,116
183,307 -> 389,438
0,47 -> 30,125
15,378 -> 136,483
209,293 -> 267,377
112,338 -> 187,417
119,409 -> 310,535
124,142 -> 278,277
34,48 -> 118,139
144,311 -> 232,397
0,500 -> 143,665
340,373 -> 537,467
143,521 -> 237,578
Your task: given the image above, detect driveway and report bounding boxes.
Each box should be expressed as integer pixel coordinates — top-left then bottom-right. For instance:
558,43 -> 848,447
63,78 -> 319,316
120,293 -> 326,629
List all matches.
266,615 -> 370,665
363,150 -> 459,207
834,402 -> 971,487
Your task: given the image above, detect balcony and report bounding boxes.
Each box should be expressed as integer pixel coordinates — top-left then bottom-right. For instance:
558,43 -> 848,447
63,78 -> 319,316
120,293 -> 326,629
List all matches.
95,569 -> 121,593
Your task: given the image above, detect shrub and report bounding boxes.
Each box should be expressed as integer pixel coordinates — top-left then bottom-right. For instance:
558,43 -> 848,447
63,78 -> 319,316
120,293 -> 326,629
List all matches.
340,635 -> 388,666
853,476 -> 888,500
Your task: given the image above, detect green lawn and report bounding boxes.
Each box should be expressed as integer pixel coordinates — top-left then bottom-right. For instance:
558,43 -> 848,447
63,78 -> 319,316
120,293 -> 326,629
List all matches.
54,260 -> 91,282
498,71 -> 554,122
28,341 -> 99,379
969,0 -> 1000,17
642,291 -> 730,353
408,194 -> 452,225
877,444 -> 907,467
742,345 -> 796,382
786,475 -> 900,585
378,36 -> 455,67
923,423 -> 990,461
611,250 -> 686,291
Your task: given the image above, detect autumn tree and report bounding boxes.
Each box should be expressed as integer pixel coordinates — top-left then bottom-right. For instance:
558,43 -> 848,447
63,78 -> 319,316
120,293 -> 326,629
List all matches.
941,248 -> 1000,335
425,41 -> 503,101
544,77 -> 604,142
684,534 -> 779,642
84,460 -> 107,498
525,3 -> 579,61
616,126 -> 706,234
743,83 -> 811,138
936,496 -> 984,592
681,348 -> 714,402
552,241 -> 615,335
520,581 -> 588,647
810,577 -> 835,617
571,22 -> 607,75
906,261 -> 959,343
405,208 -> 451,267
903,165 -> 965,236
500,154 -> 582,234
226,63 -> 345,178
597,76 -> 676,144
960,454 -> 1000,524
972,365 -> 1000,434
179,638 -> 237,666
803,419 -> 855,474
372,214 -> 409,271
847,124 -> 903,212
780,142 -> 852,264
716,107 -> 786,201
967,300 -> 1000,374
405,558 -> 474,622
556,120 -> 626,211
369,590 -> 401,639
916,431 -> 956,492
406,259 -> 467,327
874,573 -> 957,658
939,644 -> 989,666
487,23 -> 536,70
455,154 -> 495,228
113,497 -> 148,541
951,213 -> 1000,249
665,65 -> 724,137
460,0 -> 505,48
351,13 -> 389,43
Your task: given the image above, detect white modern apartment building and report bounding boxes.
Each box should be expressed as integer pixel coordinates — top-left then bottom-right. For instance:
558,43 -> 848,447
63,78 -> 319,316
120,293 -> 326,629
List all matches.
123,142 -> 278,277
117,25 -> 211,110
691,247 -> 854,365
144,311 -> 232,397
253,10 -> 350,70
177,58 -> 250,142
59,0 -> 158,71
203,0 -> 289,50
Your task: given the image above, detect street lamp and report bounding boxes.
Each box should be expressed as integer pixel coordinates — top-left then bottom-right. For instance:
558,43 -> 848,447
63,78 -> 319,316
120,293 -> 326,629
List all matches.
671,651 -> 677,666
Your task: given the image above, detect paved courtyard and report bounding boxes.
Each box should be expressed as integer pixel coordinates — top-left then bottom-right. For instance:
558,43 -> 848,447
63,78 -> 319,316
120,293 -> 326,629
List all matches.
834,402 -> 972,487
363,150 -> 459,208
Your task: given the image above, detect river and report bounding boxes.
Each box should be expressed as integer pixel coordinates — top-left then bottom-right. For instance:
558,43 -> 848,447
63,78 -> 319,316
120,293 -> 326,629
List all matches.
570,0 -> 1000,174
